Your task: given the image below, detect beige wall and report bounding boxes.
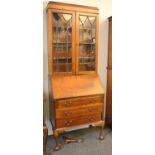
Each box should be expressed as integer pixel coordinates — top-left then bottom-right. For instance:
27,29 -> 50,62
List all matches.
43,0 -> 112,119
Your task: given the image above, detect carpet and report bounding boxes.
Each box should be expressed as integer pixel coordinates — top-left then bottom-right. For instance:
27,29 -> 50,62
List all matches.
47,127 -> 112,155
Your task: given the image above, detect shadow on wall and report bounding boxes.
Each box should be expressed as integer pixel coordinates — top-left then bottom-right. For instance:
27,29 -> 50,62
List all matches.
43,4 -> 49,118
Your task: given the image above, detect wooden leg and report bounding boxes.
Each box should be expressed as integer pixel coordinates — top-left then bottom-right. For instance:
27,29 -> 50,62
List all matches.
98,121 -> 105,140
53,130 -> 61,151
99,125 -> 104,140
43,126 -> 48,155
89,124 -> 93,128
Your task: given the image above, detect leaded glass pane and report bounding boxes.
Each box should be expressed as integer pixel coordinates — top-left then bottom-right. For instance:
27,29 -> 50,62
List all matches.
79,15 -> 96,72
52,13 -> 72,73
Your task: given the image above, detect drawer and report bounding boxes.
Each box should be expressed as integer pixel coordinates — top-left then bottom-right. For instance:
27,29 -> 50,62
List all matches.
55,96 -> 103,109
56,114 -> 101,128
56,103 -> 102,119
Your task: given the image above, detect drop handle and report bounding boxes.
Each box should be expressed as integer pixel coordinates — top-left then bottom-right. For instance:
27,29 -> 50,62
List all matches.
89,117 -> 95,122
88,99 -> 96,103
64,111 -> 71,116
88,108 -> 97,112
64,101 -> 71,107
64,120 -> 72,126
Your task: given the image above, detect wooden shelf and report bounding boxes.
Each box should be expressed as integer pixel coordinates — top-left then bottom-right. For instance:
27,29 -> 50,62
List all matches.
79,42 -> 96,45
53,43 -> 72,47
53,51 -> 72,53
79,28 -> 95,30
53,26 -> 72,29
79,57 -> 95,59
53,42 -> 72,44
79,62 -> 95,65
53,57 -> 72,60
54,62 -> 72,65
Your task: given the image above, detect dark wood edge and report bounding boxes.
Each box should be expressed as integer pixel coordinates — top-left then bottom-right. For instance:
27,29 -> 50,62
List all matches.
106,66 -> 112,70
48,73 -> 100,77
51,115 -> 105,133
46,1 -> 99,11
53,94 -> 104,101
105,118 -> 112,128
55,120 -> 105,133
108,16 -> 112,21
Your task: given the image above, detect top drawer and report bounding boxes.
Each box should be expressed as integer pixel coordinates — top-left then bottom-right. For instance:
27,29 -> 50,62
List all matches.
55,96 -> 103,109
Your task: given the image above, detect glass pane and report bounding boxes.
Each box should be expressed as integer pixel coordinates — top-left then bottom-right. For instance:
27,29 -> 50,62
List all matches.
79,15 -> 96,72
52,13 -> 72,73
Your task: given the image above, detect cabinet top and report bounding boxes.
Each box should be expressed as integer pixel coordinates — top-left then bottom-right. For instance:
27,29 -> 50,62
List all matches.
51,75 -> 104,100
46,2 -> 99,14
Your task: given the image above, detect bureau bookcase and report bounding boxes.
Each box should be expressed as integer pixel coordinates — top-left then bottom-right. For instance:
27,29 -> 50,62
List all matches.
46,2 -> 105,150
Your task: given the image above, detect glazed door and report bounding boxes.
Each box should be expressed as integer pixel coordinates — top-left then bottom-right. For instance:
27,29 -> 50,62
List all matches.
76,12 -> 99,74
48,9 -> 75,75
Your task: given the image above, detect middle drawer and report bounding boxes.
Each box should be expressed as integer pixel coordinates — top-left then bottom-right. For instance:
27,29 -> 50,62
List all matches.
55,96 -> 103,109
55,103 -> 102,119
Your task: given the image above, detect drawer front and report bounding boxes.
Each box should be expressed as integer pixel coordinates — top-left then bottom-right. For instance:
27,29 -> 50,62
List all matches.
55,96 -> 103,109
56,103 -> 102,119
56,114 -> 101,128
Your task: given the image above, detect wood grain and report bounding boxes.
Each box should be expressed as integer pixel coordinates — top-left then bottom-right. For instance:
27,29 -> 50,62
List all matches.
106,17 -> 112,126
51,75 -> 104,99
55,95 -> 103,108
46,3 -> 105,150
56,114 -> 101,128
55,103 -> 102,119
46,2 -> 99,14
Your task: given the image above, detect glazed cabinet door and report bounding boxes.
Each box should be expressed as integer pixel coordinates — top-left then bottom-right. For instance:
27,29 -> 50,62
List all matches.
76,12 -> 99,74
47,9 -> 75,75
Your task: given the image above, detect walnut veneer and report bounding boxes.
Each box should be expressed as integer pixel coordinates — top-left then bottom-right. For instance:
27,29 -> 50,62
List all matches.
106,16 -> 112,126
46,2 -> 105,151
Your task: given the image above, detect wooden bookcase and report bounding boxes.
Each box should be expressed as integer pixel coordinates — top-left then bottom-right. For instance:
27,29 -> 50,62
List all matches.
46,2 -> 105,150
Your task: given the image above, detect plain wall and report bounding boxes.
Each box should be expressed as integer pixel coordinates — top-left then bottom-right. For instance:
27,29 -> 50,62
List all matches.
43,0 -> 112,133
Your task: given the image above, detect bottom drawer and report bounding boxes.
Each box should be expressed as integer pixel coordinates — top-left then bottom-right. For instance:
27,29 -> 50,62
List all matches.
56,114 -> 101,128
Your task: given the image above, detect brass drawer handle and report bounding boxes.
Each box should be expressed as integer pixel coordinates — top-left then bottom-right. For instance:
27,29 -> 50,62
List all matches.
64,111 -> 71,116
88,99 -> 96,103
89,117 -> 95,122
64,101 -> 71,107
64,120 -> 72,126
88,108 -> 97,113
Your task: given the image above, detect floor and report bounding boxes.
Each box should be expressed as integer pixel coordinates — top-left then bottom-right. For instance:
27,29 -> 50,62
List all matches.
47,127 -> 112,155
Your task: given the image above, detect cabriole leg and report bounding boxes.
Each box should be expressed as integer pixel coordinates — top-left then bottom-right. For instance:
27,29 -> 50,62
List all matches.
53,130 -> 61,151
43,126 -> 48,155
99,121 -> 105,140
